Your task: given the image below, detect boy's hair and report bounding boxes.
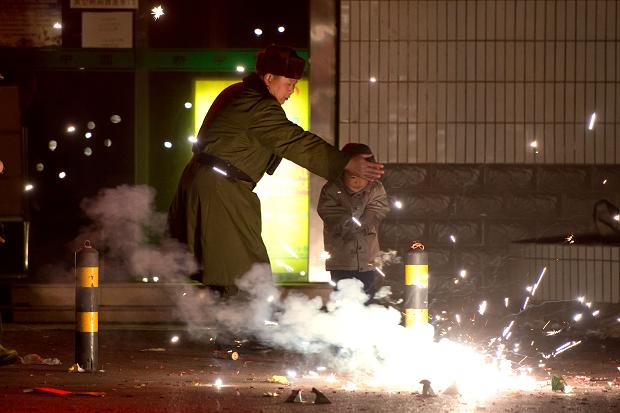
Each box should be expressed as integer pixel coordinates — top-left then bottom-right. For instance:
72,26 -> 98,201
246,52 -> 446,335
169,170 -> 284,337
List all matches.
341,143 -> 375,162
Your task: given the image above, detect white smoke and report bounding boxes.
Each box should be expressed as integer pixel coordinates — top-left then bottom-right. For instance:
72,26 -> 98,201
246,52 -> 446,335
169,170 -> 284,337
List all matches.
77,185 -> 526,395
79,184 -> 197,280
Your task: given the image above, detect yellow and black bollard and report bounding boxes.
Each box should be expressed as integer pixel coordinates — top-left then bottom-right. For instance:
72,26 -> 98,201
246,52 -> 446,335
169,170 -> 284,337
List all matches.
75,240 -> 99,372
404,241 -> 428,327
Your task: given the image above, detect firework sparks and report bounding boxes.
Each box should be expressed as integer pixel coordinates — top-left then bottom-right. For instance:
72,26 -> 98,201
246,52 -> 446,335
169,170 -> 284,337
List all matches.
151,5 -> 164,20
588,112 -> 596,130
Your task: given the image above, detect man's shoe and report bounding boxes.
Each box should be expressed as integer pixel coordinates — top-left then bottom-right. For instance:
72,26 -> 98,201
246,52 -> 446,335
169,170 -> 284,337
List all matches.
0,344 -> 18,366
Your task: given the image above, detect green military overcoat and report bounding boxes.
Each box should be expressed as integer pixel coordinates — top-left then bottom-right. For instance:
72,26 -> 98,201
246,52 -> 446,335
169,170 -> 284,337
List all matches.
168,73 -> 349,287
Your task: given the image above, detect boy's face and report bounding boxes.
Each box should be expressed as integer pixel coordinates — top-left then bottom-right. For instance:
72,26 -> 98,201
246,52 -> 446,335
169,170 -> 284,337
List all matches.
343,171 -> 370,193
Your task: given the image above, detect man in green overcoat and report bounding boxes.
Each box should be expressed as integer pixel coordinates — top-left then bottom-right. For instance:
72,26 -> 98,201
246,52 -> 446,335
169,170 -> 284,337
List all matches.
168,45 -> 384,295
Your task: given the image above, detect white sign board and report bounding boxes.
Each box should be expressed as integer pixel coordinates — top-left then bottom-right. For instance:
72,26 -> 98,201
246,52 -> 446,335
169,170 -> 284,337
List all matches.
82,12 -> 133,48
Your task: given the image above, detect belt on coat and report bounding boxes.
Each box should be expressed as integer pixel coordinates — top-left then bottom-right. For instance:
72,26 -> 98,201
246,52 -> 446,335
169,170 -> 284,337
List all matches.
195,153 -> 255,186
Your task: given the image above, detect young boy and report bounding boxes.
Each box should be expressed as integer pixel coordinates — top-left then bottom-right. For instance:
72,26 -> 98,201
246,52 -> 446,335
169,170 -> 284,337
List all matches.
317,143 -> 390,298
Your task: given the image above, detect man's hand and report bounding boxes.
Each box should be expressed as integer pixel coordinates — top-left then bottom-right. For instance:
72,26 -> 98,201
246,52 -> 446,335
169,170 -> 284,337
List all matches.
344,154 -> 384,181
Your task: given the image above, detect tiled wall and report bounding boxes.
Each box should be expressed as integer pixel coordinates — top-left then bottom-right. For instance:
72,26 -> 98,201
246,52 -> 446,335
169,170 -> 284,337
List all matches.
339,0 -> 620,164
378,163 -> 620,305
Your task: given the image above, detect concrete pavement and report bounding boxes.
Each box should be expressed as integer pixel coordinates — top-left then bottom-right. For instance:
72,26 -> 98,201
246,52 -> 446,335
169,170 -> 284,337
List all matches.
0,325 -> 619,412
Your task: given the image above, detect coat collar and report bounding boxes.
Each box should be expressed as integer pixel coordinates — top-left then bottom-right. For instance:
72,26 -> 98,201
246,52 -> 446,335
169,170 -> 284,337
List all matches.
243,72 -> 273,99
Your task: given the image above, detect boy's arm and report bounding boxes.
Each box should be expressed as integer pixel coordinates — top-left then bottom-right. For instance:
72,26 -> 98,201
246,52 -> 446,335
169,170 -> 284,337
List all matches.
317,185 -> 356,236
360,183 -> 390,232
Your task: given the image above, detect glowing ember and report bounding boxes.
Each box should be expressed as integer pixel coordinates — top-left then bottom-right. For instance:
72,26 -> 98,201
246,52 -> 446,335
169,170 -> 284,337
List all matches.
214,378 -> 223,388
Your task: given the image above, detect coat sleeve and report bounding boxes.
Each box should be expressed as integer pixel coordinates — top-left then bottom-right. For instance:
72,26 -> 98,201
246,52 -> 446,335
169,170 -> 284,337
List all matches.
317,185 -> 356,238
360,182 -> 390,233
250,100 -> 350,181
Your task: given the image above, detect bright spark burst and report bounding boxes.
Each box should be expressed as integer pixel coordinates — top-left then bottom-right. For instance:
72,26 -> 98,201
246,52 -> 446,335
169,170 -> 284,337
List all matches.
504,297 -> 509,307
573,313 -> 583,322
603,179 -> 608,184
552,340 -> 582,357
236,65 -> 245,73
254,28 -> 263,36
459,269 -> 467,278
277,26 -> 285,33
214,378 -> 223,388
184,102 -> 192,109
151,5 -> 164,20
592,310 -> 600,317
187,135 -> 197,143
163,141 -> 172,149
170,335 -> 179,343
152,276 -> 159,282
478,300 -> 487,315
24,184 -> 34,192
66,125 -> 76,133
393,200 -> 403,209
522,296 -> 530,310
369,76 -> 377,83
58,171 -> 66,179
449,234 -> 457,243
53,22 -> 62,29
212,166 -> 227,176
529,140 -> 538,148
281,242 -> 299,258
275,259 -> 294,272
351,216 -> 362,227
614,214 -> 620,222
588,112 -> 596,130
530,267 -> 546,296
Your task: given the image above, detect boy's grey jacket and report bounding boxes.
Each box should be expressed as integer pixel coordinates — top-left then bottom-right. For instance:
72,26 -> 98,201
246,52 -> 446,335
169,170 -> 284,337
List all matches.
317,178 -> 390,271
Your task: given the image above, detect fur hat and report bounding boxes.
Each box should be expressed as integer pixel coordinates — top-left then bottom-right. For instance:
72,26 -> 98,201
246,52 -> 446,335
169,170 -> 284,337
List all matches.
256,45 -> 305,79
341,143 -> 375,162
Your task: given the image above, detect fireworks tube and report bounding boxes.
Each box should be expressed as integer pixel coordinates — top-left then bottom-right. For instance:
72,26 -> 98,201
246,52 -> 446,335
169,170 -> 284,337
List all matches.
75,240 -> 99,372
212,350 -> 239,360
404,241 -> 428,327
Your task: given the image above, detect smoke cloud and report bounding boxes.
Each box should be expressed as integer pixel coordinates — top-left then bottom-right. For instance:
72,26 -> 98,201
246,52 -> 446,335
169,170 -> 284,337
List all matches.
78,185 -> 513,394
79,184 -> 197,280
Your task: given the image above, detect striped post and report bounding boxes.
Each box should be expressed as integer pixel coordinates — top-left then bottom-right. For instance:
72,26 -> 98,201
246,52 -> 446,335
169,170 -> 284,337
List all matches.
404,242 -> 428,327
75,240 -> 99,372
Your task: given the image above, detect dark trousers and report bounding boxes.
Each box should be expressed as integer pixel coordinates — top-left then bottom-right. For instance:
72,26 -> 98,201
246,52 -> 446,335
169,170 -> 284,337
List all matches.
330,270 -> 379,299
